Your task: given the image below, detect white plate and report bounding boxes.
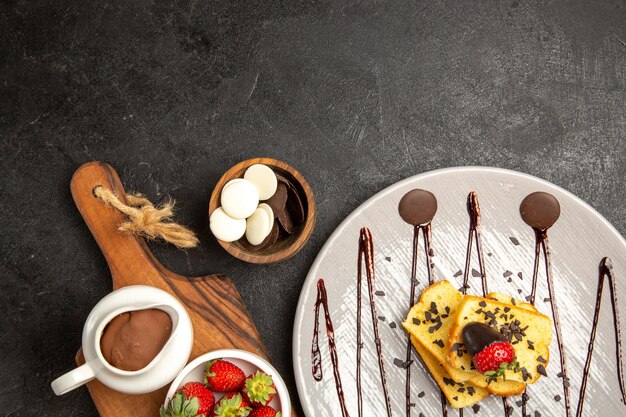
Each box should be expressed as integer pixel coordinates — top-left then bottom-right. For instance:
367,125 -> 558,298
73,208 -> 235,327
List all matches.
293,167 -> 626,417
165,349 -> 291,415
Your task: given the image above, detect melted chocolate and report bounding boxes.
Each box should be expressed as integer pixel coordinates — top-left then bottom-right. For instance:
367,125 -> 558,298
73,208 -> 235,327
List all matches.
100,308 -> 172,371
520,192 -> 560,230
575,257 -> 625,416
357,227 -> 393,417
312,279 -> 350,417
461,192 -> 509,417
521,191 -> 571,416
398,189 -> 437,226
462,192 -> 488,296
462,322 -> 507,356
399,188 -> 440,417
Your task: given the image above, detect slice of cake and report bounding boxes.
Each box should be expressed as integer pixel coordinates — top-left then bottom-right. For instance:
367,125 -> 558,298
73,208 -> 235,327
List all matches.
411,336 -> 489,408
448,295 -> 552,384
403,281 -> 527,396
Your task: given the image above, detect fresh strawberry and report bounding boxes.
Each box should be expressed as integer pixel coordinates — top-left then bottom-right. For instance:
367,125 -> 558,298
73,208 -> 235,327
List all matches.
249,406 -> 282,417
212,393 -> 251,417
473,341 -> 516,377
222,391 -> 251,409
205,359 -> 246,392
242,371 -> 277,408
160,381 -> 215,417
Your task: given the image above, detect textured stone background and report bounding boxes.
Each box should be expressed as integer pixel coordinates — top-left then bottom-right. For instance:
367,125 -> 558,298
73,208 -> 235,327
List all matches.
1,0 -> 624,416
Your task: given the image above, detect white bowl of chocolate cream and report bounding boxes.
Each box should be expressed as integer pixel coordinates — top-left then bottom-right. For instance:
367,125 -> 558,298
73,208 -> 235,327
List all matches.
51,285 -> 193,395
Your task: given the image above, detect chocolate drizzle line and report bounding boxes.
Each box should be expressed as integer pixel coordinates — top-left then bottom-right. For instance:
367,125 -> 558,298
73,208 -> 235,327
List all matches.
460,192 -> 511,417
575,257 -> 626,416
405,225 -> 420,417
524,228 -> 571,417
357,227 -> 393,417
462,192 -> 488,297
404,222 -> 444,417
312,279 -> 350,417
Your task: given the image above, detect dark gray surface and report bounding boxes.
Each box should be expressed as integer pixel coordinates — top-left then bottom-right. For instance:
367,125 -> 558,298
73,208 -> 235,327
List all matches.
0,0 -> 624,416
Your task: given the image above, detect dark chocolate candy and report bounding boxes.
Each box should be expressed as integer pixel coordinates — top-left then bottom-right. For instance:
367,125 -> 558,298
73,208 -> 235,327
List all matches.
286,185 -> 305,225
462,322 -> 507,356
265,182 -> 288,216
278,205 -> 295,234
519,191 -> 560,229
398,189 -> 437,226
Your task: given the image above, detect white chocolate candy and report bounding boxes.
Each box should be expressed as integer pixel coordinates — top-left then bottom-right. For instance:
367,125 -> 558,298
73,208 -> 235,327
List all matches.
245,207 -> 272,245
257,203 -> 275,231
209,208 -> 246,242
244,164 -> 278,200
220,178 -> 259,219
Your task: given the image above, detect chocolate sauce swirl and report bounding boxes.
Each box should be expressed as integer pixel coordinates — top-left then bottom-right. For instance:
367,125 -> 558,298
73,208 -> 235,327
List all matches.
575,257 -> 626,416
312,279 -> 350,417
357,227 -> 393,417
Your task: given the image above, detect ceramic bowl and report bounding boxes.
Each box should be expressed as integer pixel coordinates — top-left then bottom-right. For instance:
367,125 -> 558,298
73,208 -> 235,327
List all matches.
164,349 -> 291,415
209,157 -> 316,264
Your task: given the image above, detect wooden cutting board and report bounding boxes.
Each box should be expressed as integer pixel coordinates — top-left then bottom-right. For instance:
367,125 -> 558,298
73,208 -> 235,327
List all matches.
71,161 -> 297,417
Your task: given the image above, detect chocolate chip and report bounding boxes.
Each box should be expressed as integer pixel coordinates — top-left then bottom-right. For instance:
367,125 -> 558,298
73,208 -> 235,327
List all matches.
472,404 -> 480,413
537,355 -> 547,364
554,395 -> 561,402
510,237 -> 520,246
389,322 -> 396,329
375,290 -> 385,296
472,268 -> 482,277
454,270 -> 463,277
537,364 -> 547,377
385,256 -> 391,262
450,343 -> 464,352
503,270 -> 513,277
412,318 -> 421,325
418,391 -> 425,398
433,339 -> 444,348
479,301 -> 487,307
378,316 -> 386,321
443,377 -> 455,386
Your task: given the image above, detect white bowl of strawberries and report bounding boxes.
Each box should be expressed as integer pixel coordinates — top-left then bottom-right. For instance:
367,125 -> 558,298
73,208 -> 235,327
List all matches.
161,349 -> 290,417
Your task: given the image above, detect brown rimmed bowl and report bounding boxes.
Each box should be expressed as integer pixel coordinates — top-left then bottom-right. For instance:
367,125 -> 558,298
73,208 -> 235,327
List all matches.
208,157 -> 316,264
